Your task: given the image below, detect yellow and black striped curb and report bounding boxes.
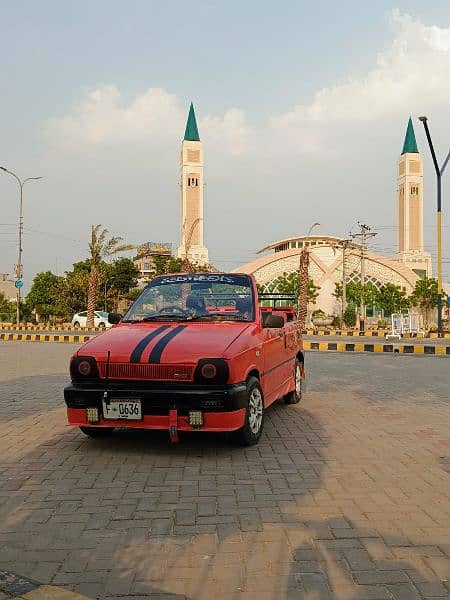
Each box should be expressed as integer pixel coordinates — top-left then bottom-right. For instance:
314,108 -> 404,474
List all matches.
0,333 -> 93,343
303,329 -> 450,338
0,324 -> 102,332
0,571 -> 89,600
303,340 -> 450,355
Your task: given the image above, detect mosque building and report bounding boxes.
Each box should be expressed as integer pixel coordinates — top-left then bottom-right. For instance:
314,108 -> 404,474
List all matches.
236,118 -> 433,316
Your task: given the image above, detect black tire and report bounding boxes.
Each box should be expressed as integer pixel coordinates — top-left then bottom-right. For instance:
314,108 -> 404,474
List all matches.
284,359 -> 304,404
235,377 -> 264,446
99,323 -> 106,328
73,322 -> 80,328
79,426 -> 114,438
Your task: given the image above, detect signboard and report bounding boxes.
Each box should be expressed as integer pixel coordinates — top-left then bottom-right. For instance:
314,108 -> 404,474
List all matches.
137,242 -> 172,257
15,279 -> 23,289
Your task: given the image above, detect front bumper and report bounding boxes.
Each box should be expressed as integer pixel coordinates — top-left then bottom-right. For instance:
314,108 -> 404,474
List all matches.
64,381 -> 247,431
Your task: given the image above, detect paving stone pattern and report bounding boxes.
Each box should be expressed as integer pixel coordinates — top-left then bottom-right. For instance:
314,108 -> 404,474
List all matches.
1,342 -> 450,599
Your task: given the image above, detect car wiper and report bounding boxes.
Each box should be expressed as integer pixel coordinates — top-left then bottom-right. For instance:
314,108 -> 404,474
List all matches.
188,313 -> 249,322
141,314 -> 190,322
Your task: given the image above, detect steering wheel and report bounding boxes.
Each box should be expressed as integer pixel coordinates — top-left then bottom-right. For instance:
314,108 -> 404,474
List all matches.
154,306 -> 188,316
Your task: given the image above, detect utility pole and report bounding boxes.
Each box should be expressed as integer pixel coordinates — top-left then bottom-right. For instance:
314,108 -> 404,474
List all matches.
351,222 -> 377,333
0,167 -> 42,324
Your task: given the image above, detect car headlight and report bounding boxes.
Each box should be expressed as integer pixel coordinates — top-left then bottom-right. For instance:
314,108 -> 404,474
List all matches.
194,359 -> 229,384
70,356 -> 99,381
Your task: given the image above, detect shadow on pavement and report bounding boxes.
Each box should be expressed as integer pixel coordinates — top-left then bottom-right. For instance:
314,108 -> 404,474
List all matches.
1,358 -> 449,598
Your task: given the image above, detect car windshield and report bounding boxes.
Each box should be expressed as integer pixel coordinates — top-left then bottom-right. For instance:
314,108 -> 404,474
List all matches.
96,311 -> 109,318
123,274 -> 255,322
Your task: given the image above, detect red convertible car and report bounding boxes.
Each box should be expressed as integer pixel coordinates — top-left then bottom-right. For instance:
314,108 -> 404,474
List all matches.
64,273 -> 305,445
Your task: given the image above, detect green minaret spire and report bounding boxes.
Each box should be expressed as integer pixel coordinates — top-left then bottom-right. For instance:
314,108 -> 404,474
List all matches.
184,102 -> 200,141
401,117 -> 418,154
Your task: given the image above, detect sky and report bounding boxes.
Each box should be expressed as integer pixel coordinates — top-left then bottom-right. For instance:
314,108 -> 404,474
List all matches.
1,1 -> 450,289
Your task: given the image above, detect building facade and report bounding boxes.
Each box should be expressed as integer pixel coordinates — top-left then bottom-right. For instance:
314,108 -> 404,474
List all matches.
236,236 -> 419,315
133,242 -> 173,281
235,118 -> 432,316
177,103 -> 209,264
0,273 -> 16,301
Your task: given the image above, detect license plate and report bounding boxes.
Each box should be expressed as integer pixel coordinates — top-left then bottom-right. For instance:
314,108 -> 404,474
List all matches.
102,398 -> 142,420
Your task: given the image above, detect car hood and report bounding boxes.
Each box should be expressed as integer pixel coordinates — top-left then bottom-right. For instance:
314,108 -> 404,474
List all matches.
78,321 -> 252,364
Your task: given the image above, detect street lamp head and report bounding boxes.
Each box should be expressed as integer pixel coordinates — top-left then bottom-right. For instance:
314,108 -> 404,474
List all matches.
418,116 -> 428,122
307,222 -> 320,237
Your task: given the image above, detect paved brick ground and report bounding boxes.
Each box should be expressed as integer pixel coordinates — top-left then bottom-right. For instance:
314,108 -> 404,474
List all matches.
1,342 -> 450,599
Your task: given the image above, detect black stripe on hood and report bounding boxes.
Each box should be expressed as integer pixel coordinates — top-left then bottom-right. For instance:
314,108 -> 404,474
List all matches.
130,326 -> 170,363
148,325 -> 187,364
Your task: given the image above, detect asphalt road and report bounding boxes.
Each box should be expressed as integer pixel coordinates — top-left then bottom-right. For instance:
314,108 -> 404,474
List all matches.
1,343 -> 450,599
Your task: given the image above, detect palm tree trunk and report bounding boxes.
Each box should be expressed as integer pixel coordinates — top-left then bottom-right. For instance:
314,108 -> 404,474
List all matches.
87,264 -> 98,328
297,248 -> 309,330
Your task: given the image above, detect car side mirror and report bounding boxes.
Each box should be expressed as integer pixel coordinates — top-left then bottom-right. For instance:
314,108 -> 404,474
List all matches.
262,313 -> 285,328
108,312 -> 122,325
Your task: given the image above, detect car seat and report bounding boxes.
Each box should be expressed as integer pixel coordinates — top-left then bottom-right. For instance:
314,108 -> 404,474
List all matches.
186,295 -> 207,314
235,297 -> 252,317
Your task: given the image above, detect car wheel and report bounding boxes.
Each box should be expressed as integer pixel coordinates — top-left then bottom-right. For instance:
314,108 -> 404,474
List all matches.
285,358 -> 303,404
79,426 -> 114,438
235,376 -> 264,446
99,322 -> 106,328
73,321 -> 80,328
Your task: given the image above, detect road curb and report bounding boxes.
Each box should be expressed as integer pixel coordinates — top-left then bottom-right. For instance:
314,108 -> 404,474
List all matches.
0,571 -> 89,600
0,333 -> 93,343
0,324 -> 101,332
303,329 -> 450,338
303,341 -> 450,355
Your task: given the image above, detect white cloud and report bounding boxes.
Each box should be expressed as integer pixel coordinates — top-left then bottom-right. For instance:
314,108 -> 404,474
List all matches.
271,10 -> 450,153
47,86 -> 251,156
46,11 -> 450,160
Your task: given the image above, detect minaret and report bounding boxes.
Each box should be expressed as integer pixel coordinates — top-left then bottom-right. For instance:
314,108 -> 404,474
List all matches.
396,117 -> 431,277
177,103 -> 209,264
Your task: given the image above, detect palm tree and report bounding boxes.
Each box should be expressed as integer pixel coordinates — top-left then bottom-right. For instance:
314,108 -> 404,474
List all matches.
181,218 -> 201,273
86,225 -> 134,328
409,277 -> 439,328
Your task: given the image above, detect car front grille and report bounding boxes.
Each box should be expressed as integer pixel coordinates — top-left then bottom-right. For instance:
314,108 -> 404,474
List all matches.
98,363 -> 194,382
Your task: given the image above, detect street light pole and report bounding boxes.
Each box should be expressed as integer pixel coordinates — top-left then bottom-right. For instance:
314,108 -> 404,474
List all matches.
418,116 -> 450,336
351,222 -> 377,333
0,167 -> 42,324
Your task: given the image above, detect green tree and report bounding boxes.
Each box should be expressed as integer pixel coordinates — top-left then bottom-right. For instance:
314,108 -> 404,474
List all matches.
409,278 -> 440,326
103,258 -> 140,311
264,271 -> 320,305
57,269 -> 90,316
376,283 -> 409,316
0,292 -> 15,322
149,255 -> 184,276
333,282 -> 343,300
343,305 -> 356,327
86,225 -> 133,327
151,255 -> 211,277
26,271 -> 63,320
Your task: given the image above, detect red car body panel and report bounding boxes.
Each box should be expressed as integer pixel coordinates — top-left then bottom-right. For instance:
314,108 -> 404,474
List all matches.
79,321 -> 252,364
64,273 -> 304,439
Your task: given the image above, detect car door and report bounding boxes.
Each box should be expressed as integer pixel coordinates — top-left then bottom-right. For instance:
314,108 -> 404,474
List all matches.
78,311 -> 87,327
262,317 -> 287,405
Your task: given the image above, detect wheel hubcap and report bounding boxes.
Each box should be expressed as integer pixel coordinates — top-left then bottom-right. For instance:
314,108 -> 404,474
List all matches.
295,365 -> 302,395
248,388 -> 263,434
